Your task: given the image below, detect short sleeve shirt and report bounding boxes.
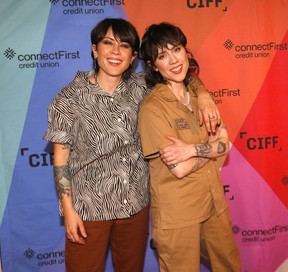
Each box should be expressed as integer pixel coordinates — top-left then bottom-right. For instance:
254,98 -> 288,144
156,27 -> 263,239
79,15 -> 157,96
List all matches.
44,71 -> 150,221
138,83 -> 228,229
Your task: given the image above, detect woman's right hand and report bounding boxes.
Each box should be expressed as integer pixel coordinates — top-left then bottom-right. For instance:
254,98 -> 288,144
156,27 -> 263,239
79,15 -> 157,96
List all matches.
64,209 -> 87,245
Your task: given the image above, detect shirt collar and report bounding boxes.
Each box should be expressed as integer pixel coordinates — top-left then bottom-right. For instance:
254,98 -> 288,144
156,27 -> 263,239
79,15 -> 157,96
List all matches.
154,83 -> 197,112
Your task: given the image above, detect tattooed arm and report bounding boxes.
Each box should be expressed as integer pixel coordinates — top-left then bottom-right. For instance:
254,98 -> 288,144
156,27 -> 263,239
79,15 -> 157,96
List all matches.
53,143 -> 87,244
194,122 -> 229,158
167,156 -> 210,179
163,123 -> 229,178
160,123 -> 229,166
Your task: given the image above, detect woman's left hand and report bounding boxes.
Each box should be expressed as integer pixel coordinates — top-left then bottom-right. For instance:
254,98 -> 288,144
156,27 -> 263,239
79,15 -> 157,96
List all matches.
197,92 -> 221,133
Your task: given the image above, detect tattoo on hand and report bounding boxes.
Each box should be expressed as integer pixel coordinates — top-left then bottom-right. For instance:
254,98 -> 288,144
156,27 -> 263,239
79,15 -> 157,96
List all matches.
194,144 -> 212,157
54,165 -> 72,199
217,141 -> 227,154
167,163 -> 178,170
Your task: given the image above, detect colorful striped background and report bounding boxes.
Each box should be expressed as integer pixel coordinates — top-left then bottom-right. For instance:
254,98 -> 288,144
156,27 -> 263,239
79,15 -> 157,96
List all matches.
0,1 -> 287,271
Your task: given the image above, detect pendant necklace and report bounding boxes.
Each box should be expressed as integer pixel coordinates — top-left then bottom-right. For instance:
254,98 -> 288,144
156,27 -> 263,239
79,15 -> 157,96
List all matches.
182,91 -> 191,106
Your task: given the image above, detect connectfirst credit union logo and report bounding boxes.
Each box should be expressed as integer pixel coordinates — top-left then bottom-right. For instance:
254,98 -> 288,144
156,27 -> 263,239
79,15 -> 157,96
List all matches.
24,248 -> 65,267
50,0 -> 126,15
3,48 -> 80,69
223,39 -> 287,59
209,87 -> 241,105
233,224 -> 288,244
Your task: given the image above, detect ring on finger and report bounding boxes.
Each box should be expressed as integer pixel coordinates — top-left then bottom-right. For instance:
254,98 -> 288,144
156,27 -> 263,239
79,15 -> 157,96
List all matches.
209,115 -> 215,119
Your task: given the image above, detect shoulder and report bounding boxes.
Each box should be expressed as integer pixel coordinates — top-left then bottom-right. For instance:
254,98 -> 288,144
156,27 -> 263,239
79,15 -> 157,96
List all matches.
141,84 -> 168,106
126,72 -> 146,87
64,71 -> 90,93
54,71 -> 90,100
124,72 -> 150,99
130,71 -> 146,82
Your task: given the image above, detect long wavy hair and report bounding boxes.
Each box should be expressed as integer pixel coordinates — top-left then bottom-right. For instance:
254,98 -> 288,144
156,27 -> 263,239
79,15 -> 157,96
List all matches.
140,22 -> 199,89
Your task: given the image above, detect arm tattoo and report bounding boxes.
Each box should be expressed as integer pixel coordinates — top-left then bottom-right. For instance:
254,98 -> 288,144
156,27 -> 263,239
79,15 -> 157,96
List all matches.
54,165 -> 72,199
194,144 -> 212,157
62,144 -> 70,150
217,141 -> 227,154
191,157 -> 209,172
167,163 -> 178,170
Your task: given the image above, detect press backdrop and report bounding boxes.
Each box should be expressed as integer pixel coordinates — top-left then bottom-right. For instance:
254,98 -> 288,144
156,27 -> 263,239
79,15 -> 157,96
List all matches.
0,0 -> 287,271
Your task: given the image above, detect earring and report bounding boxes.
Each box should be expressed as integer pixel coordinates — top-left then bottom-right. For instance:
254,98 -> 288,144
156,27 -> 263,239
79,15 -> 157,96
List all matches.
93,58 -> 98,71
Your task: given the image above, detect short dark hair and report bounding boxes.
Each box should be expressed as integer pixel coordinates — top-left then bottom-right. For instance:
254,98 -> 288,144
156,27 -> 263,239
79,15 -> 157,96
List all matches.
140,22 -> 199,88
90,18 -> 140,79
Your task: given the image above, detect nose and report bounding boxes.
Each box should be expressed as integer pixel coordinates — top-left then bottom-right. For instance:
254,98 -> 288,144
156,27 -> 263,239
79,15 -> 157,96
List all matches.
111,43 -> 120,54
169,53 -> 178,64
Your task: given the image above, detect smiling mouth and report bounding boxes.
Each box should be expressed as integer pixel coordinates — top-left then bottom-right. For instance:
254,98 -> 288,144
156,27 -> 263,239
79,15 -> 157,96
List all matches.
108,59 -> 122,64
171,65 -> 182,73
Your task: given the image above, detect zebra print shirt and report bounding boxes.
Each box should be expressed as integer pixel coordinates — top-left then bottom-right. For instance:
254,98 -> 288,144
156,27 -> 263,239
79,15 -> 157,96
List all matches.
44,71 -> 150,221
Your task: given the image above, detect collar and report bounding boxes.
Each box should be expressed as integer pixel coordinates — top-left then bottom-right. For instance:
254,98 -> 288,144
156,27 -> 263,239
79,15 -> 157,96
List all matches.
153,83 -> 197,112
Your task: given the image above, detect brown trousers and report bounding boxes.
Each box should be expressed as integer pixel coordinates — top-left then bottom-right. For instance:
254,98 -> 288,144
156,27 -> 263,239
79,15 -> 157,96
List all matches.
65,206 -> 149,272
153,208 -> 241,272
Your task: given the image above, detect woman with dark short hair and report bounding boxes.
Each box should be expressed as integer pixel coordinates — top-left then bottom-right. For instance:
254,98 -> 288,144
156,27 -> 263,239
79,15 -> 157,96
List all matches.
139,22 -> 241,272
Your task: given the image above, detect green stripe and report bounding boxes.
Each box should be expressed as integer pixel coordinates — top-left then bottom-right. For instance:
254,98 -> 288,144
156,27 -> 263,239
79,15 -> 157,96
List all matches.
0,0 -> 51,223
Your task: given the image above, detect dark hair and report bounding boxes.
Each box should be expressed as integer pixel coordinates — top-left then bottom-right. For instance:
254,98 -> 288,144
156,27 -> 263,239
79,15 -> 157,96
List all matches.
140,22 -> 199,88
90,18 -> 140,80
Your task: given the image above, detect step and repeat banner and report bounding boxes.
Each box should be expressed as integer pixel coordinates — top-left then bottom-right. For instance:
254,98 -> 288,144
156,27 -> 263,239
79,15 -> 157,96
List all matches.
0,0 -> 287,271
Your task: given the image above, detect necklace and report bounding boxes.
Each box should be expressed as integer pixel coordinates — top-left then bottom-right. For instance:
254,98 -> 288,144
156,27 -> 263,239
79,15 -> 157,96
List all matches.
182,91 -> 190,106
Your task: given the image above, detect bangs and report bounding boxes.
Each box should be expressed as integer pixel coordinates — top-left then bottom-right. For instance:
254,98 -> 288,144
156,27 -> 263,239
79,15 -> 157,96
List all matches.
91,18 -> 139,52
155,31 -> 183,50
110,22 -> 135,44
143,23 -> 187,62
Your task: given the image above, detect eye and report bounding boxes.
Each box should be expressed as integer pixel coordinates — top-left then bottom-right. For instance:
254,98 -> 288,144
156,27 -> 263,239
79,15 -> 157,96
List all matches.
102,39 -> 113,45
120,43 -> 131,49
157,53 -> 166,60
174,46 -> 182,52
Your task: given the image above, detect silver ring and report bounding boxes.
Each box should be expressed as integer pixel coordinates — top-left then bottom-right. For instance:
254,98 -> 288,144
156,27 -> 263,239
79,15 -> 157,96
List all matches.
209,116 -> 215,119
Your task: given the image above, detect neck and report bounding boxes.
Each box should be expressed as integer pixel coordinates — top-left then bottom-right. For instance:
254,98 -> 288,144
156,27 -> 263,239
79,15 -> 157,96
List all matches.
95,72 -> 122,95
169,82 -> 186,99
168,82 -> 191,107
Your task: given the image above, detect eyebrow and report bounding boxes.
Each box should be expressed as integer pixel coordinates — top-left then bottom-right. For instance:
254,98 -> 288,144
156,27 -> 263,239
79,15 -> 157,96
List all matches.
102,36 -> 115,41
102,36 -> 130,45
158,46 -> 172,54
160,44 -> 179,51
